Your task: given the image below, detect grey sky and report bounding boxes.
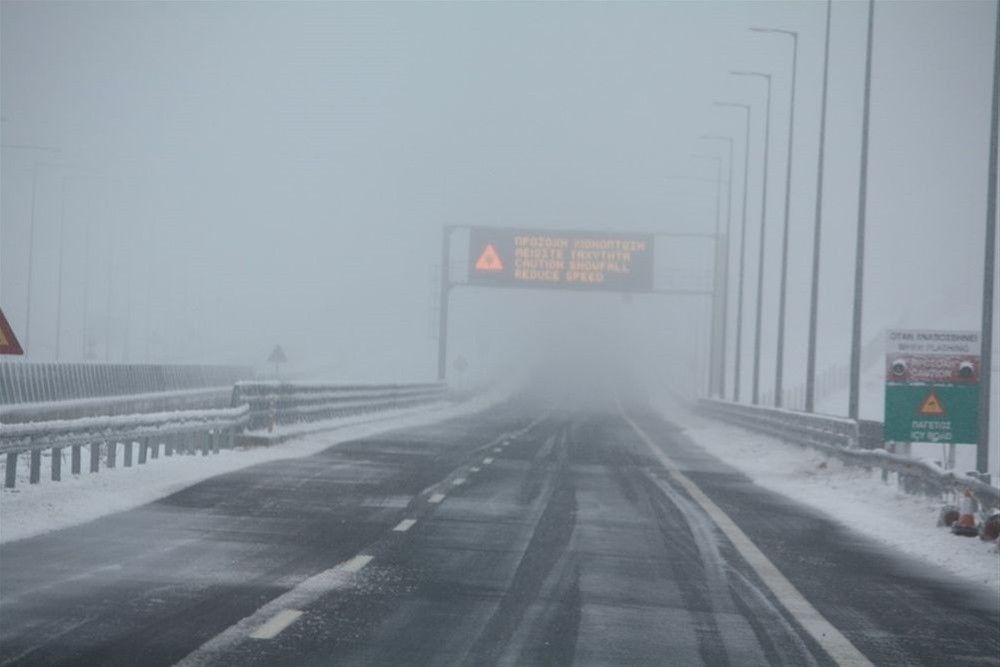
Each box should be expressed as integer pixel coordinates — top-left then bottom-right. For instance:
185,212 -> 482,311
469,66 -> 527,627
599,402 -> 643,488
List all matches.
1,1 -> 996,401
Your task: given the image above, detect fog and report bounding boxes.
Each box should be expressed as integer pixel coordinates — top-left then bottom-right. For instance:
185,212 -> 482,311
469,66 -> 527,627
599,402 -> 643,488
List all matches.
1,1 -> 996,410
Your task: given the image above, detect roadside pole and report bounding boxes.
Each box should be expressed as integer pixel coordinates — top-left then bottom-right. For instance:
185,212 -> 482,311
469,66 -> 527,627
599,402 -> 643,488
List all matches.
977,0 -> 999,476
849,0 -> 875,420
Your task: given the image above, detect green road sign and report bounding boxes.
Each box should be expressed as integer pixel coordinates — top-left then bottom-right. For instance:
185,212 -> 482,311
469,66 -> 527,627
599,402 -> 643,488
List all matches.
884,383 -> 979,444
884,329 -> 981,445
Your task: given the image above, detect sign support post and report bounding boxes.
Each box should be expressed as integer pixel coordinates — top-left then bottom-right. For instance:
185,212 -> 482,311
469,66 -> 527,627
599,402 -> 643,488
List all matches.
437,226 -> 454,381
977,2 -> 999,476
436,226 -> 718,388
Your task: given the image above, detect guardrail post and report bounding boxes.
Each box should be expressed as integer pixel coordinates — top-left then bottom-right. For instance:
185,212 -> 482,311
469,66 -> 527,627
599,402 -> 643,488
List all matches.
150,440 -> 159,459
107,441 -> 117,468
29,449 -> 41,484
5,453 -> 18,488
138,439 -> 148,465
211,430 -> 220,454
124,441 -> 134,467
226,428 -> 235,450
71,445 -> 81,475
165,438 -> 174,456
90,443 -> 101,473
51,447 -> 62,481
202,431 -> 210,456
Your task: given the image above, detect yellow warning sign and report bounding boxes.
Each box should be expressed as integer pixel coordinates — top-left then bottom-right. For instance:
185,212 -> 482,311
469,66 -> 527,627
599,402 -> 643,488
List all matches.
919,391 -> 945,415
474,244 -> 504,272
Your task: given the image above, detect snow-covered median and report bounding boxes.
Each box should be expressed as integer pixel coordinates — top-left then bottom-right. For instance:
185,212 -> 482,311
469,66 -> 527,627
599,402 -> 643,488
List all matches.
0,393 -> 505,545
660,400 -> 999,593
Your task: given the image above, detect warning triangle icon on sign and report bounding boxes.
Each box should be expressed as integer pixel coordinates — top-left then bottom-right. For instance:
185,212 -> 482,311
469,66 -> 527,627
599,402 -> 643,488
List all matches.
919,391 -> 945,416
0,307 -> 23,355
475,244 -> 504,272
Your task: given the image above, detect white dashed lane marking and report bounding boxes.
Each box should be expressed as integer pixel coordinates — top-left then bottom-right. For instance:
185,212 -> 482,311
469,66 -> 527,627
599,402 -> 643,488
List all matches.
393,519 -> 417,532
428,493 -> 446,504
483,457 -> 494,465
452,478 -> 466,486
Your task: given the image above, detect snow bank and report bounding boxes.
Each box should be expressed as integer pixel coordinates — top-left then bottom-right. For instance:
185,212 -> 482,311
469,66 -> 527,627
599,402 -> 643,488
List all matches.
657,398 -> 999,593
0,392 -> 506,545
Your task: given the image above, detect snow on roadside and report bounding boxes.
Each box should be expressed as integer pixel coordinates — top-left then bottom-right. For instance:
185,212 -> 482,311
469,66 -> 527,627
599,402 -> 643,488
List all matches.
658,399 -> 999,593
0,392 -> 506,545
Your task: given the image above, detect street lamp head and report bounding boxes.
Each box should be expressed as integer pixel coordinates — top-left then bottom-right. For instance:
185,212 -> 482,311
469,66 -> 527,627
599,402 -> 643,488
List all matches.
750,26 -> 798,37
714,101 -> 751,110
730,70 -> 771,79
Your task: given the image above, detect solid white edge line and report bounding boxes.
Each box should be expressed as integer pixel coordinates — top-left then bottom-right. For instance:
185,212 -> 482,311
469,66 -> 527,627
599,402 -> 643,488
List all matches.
624,413 -> 873,667
393,519 -> 417,532
249,609 -> 303,640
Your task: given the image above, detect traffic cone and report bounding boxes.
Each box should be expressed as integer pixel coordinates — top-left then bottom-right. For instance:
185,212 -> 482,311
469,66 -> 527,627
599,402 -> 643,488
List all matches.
937,504 -> 959,527
980,512 -> 1000,542
950,489 -> 979,537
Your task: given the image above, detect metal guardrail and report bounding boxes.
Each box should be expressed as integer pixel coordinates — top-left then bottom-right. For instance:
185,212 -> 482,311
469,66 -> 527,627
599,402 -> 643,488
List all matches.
697,398 -> 999,507
1,405 -> 250,489
232,381 -> 448,431
0,361 -> 253,405
1,387 -> 234,424
1,378 -> 451,489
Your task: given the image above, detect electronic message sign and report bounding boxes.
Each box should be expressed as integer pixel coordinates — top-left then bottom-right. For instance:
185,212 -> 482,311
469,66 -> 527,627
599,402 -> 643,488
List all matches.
468,227 -> 655,293
884,329 -> 980,444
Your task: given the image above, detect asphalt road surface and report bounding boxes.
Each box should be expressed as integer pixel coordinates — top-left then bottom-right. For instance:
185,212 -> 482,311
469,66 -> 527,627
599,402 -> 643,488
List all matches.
2,401 -> 998,666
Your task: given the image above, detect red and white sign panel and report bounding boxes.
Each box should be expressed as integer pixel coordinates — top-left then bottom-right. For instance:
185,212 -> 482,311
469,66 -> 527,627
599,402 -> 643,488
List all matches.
0,308 -> 24,355
885,354 -> 979,384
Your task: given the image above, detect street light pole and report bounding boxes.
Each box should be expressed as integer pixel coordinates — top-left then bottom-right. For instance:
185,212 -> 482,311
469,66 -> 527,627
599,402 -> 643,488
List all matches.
0,143 -> 60,309
693,153 -> 724,396
714,102 -> 752,402
752,27 -> 799,408
731,70 -> 773,405
55,176 -> 68,361
849,0 -> 875,421
23,165 -> 39,356
807,0 -> 834,413
977,0 -> 999,475
701,135 -> 735,398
